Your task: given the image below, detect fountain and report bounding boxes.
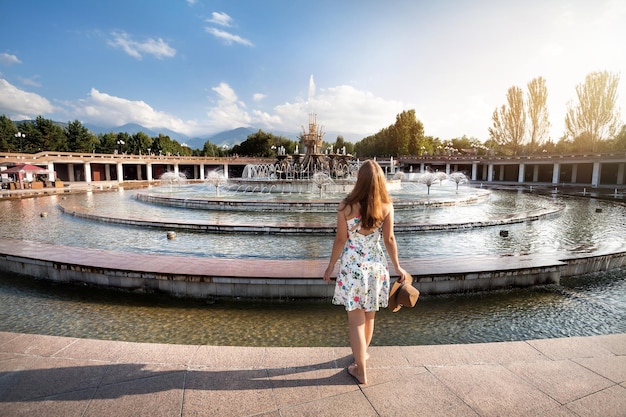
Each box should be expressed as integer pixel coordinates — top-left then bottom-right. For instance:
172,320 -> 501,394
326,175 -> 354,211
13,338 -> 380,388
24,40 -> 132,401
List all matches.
234,114 -> 358,195
205,169 -> 227,196
159,170 -> 187,191
0,174 -> 624,346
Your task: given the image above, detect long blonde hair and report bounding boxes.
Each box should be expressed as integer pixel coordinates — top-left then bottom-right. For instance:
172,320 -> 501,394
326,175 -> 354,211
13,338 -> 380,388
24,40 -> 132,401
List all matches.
343,160 -> 391,229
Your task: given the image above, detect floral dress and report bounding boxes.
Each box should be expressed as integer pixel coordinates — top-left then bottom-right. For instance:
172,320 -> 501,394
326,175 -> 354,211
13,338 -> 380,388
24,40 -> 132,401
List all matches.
332,216 -> 390,311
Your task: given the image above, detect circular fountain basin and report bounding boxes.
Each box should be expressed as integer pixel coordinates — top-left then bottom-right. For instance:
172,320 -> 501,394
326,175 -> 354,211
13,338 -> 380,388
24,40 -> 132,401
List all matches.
0,183 -> 624,300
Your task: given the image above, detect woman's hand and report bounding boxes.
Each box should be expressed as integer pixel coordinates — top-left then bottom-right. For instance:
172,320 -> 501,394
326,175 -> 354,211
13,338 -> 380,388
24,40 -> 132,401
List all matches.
323,265 -> 334,283
395,267 -> 408,283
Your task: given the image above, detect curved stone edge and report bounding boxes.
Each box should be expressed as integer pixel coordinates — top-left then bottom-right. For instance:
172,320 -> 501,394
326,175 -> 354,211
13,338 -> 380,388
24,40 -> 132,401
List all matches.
57,200 -> 564,234
0,237 -> 624,299
134,187 -> 493,212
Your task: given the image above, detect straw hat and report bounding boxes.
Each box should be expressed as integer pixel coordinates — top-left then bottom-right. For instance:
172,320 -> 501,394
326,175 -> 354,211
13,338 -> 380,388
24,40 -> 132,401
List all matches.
388,275 -> 419,312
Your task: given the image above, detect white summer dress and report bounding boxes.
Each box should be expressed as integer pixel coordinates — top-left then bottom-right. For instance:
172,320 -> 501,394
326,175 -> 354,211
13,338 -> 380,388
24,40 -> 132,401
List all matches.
332,215 -> 390,312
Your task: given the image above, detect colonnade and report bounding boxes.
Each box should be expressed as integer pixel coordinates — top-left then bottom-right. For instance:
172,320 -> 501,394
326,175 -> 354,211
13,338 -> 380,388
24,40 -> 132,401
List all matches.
2,152 -> 625,188
58,161 -> 230,183
409,158 -> 625,187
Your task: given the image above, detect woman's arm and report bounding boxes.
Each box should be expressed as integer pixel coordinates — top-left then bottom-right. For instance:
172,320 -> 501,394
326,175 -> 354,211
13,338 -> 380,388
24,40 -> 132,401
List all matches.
382,204 -> 408,282
323,204 -> 349,282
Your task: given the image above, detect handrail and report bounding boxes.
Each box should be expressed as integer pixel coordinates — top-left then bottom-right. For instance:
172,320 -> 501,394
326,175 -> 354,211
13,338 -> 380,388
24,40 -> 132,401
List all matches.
1,151 -> 625,166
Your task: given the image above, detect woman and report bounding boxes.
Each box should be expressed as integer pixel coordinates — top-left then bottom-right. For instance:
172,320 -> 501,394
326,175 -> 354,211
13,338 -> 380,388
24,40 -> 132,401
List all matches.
323,160 -> 409,385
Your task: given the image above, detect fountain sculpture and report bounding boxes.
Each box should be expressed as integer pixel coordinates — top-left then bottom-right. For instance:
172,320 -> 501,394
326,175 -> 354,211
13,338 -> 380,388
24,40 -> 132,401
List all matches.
237,114 -> 357,195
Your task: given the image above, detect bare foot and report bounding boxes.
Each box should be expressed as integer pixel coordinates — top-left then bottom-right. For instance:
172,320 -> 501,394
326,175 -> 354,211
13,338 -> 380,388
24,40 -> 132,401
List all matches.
347,363 -> 367,385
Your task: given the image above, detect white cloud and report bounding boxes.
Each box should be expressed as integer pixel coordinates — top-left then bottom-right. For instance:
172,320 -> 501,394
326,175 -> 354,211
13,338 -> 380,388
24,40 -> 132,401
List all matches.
108,32 -> 176,60
207,12 -> 233,27
252,93 -> 266,102
0,77 -> 424,142
205,27 -> 253,47
0,78 -> 54,117
205,82 -> 252,130
205,77 -> 407,139
0,53 -> 21,66
72,88 -> 190,132
274,83 -> 406,136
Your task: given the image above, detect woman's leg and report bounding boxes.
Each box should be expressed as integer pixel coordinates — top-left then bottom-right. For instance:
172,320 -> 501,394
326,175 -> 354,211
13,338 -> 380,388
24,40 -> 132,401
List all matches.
364,311 -> 376,350
347,309 -> 372,384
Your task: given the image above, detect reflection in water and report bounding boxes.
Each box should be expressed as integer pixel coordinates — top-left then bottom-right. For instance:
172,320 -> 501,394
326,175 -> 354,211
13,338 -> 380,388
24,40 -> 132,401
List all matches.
0,190 -> 624,260
1,269 -> 624,347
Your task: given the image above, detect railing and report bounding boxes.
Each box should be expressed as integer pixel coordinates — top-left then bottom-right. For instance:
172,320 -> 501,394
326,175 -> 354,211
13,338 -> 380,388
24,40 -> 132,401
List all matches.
1,151 -> 625,166
398,151 -> 626,164
0,152 -> 271,165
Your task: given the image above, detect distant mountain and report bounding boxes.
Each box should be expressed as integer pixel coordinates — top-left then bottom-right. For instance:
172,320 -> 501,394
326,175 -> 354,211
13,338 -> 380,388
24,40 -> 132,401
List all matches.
84,123 -> 190,143
21,119 -> 363,151
207,127 -> 257,147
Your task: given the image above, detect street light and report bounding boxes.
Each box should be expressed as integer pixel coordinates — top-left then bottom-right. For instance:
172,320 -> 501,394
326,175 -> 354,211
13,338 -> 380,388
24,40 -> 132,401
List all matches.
116,139 -> 125,154
14,132 -> 25,152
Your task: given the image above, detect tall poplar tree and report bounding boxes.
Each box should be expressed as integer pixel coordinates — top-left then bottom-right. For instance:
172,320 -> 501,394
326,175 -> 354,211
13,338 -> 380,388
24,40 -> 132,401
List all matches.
526,77 -> 550,153
565,71 -> 620,152
488,86 -> 526,155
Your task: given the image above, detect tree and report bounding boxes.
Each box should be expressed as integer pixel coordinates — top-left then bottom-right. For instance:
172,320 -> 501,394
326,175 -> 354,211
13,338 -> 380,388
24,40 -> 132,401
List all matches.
488,86 -> 526,155
354,110 -> 424,157
148,134 -> 189,156
127,132 -> 151,155
613,124 -> 626,151
202,140 -> 222,157
526,77 -> 550,154
231,130 -> 291,157
97,132 -> 118,154
0,114 -> 16,152
393,110 -> 424,156
115,132 -> 130,154
332,135 -> 354,155
31,116 -> 67,152
65,120 -> 98,153
565,71 -> 621,152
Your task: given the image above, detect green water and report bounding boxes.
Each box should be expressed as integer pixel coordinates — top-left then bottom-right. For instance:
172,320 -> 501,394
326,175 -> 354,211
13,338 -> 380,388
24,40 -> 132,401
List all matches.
1,269 -> 624,347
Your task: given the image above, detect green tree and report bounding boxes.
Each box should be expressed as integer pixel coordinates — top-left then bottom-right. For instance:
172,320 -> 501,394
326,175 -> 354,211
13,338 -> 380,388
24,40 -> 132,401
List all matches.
612,124 -> 626,151
393,109 -> 424,156
96,132 -> 117,154
332,135 -> 354,155
171,140 -> 192,156
233,130 -> 271,157
565,71 -> 621,152
127,132 -> 151,155
202,140 -> 222,157
150,134 -> 170,155
65,120 -> 98,153
273,135 -> 296,154
115,132 -> 130,154
488,86 -> 526,155
30,116 -> 67,152
231,129 -> 290,157
0,114 -> 17,152
354,110 -> 424,157
526,77 -> 550,154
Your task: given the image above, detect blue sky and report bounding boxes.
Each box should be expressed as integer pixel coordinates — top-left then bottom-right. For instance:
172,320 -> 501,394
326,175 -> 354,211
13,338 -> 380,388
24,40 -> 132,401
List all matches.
1,0 -> 625,142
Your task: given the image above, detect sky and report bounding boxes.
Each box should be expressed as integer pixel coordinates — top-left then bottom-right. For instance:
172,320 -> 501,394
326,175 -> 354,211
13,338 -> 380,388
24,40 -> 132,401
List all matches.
1,0 -> 625,143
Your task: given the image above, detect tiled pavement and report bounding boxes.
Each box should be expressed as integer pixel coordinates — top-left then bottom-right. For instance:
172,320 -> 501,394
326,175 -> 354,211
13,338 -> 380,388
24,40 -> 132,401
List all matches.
0,332 -> 624,416
1,187 -> 625,415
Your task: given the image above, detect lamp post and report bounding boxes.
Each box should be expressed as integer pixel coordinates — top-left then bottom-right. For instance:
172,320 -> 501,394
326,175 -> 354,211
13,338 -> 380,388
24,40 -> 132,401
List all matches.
14,132 -> 25,152
117,139 -> 125,154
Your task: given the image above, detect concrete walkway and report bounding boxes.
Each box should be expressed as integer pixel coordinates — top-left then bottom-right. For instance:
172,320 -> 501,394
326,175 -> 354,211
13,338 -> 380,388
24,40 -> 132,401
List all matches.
0,332 -> 624,416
